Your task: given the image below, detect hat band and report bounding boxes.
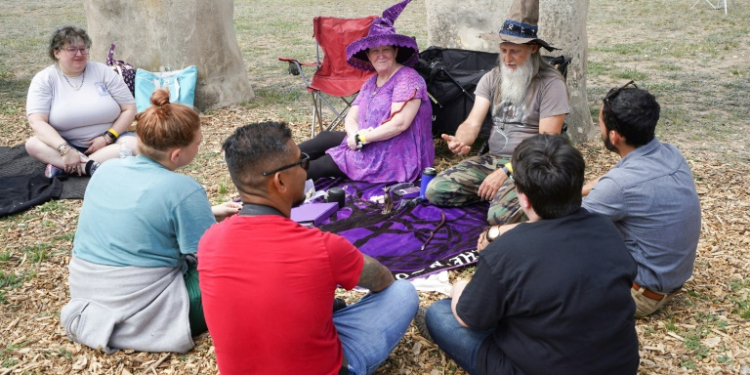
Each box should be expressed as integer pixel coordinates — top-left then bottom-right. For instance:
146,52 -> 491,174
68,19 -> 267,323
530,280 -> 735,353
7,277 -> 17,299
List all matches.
499,20 -> 538,39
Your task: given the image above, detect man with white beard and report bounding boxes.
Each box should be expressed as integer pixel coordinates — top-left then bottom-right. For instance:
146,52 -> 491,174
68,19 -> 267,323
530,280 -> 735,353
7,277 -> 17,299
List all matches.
425,0 -> 569,228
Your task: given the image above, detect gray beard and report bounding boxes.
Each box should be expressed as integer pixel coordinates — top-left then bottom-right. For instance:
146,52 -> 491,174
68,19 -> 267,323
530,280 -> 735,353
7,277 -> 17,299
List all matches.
500,58 -> 533,106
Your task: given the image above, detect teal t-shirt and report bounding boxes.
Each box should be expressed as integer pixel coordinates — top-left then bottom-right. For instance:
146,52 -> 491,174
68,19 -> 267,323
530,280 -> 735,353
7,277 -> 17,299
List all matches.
73,155 -> 216,271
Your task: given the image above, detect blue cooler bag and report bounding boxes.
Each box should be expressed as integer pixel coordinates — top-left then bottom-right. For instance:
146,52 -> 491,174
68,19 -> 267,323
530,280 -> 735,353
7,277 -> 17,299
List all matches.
135,65 -> 197,112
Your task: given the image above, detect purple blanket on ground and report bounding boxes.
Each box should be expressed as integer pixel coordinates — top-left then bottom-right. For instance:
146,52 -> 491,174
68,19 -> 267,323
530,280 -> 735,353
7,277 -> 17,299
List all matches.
313,178 -> 486,280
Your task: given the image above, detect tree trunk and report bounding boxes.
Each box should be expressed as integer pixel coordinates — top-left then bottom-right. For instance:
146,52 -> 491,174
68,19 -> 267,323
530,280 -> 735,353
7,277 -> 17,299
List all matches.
424,0 -> 595,144
83,0 -> 254,112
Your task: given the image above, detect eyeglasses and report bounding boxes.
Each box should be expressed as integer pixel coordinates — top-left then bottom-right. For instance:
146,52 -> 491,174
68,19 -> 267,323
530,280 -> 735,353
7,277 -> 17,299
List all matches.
602,80 -> 638,132
261,152 -> 310,176
61,46 -> 90,56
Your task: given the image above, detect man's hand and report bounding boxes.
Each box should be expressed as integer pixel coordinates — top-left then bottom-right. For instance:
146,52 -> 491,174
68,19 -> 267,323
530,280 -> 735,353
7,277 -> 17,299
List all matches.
477,169 -> 508,201
477,223 -> 519,252
441,134 -> 471,156
582,176 -> 603,197
477,228 -> 491,252
212,201 -> 242,222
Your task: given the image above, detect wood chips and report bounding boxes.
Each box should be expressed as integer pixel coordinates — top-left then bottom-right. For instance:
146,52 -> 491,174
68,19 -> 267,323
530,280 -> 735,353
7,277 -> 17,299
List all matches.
1,107 -> 749,374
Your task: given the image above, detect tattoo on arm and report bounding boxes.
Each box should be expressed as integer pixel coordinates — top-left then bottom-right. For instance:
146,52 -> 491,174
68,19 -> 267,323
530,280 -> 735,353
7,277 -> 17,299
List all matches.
357,255 -> 395,292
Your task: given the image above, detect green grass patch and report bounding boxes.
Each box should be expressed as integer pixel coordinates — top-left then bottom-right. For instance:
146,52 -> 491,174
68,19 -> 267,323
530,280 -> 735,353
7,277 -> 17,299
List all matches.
0,270 -> 25,289
733,299 -> 750,320
37,199 -> 64,213
22,243 -> 50,263
586,61 -> 609,77
655,62 -> 682,72
53,233 -> 75,243
610,69 -> 648,81
665,314 -> 679,333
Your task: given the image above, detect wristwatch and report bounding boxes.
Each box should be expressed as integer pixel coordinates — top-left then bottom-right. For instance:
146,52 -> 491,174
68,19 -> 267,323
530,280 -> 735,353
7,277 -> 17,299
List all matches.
485,225 -> 501,242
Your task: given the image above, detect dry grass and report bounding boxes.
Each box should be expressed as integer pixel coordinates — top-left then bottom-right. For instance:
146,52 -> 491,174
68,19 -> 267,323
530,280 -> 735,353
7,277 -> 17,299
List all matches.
1,0 -> 750,374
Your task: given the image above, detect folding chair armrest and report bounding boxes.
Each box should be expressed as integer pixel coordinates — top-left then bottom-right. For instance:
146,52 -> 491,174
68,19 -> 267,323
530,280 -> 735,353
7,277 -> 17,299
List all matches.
278,57 -> 319,85
277,57 -> 318,67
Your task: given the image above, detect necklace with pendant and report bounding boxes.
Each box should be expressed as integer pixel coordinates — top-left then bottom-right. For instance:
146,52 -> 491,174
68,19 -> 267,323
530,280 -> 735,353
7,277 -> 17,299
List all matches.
62,68 -> 86,91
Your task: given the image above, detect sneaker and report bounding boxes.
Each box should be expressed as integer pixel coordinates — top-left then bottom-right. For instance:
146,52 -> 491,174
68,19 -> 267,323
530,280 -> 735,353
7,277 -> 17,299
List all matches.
44,164 -> 64,178
84,160 -> 101,176
414,306 -> 433,342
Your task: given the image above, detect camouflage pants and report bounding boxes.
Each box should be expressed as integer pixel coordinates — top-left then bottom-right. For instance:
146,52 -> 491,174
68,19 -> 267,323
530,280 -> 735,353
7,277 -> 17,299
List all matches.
425,154 -> 527,225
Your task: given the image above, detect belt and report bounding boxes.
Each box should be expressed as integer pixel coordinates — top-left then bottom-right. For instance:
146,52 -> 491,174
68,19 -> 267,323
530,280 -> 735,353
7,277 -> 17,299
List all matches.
632,282 -> 667,301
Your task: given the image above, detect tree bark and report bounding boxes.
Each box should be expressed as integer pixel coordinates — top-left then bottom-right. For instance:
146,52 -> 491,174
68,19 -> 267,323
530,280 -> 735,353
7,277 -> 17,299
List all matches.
425,0 -> 595,144
83,0 -> 254,112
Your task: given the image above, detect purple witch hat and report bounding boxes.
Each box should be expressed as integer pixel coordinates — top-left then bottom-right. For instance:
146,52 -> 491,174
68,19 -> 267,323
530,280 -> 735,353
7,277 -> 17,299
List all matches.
346,0 -> 419,72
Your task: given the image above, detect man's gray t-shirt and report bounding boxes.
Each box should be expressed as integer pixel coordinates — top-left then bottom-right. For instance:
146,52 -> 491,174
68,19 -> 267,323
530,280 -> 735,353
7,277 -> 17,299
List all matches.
26,61 -> 135,148
475,69 -> 568,157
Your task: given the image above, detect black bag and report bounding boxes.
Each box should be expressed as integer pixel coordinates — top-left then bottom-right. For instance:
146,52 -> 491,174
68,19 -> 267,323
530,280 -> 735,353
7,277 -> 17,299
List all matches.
415,47 -> 570,137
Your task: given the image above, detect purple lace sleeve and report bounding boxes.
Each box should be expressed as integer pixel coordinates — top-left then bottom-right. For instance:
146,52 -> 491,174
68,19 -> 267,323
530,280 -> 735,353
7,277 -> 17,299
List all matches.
392,68 -> 427,103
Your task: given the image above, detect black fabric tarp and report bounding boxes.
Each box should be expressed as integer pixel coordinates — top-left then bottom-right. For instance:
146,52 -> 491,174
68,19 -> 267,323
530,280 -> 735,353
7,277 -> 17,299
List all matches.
0,173 -> 62,217
0,145 -> 90,216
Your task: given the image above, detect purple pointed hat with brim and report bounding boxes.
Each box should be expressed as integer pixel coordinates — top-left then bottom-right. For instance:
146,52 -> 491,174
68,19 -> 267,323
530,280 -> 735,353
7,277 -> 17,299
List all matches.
346,0 -> 419,72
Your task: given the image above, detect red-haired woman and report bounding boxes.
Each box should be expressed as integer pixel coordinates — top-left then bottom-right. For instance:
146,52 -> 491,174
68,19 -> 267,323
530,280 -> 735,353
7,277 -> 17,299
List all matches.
60,89 -> 240,353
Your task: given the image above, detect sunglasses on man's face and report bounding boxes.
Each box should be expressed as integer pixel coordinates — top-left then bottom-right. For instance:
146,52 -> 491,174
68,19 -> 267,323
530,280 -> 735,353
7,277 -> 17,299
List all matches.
261,152 -> 310,176
602,80 -> 638,131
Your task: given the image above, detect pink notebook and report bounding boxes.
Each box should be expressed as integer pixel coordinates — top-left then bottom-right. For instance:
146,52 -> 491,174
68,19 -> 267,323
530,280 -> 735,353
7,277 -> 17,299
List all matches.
290,202 -> 339,227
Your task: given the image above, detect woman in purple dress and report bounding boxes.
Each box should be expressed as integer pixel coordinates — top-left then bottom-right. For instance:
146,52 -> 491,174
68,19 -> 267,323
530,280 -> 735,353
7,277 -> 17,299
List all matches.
299,0 -> 433,184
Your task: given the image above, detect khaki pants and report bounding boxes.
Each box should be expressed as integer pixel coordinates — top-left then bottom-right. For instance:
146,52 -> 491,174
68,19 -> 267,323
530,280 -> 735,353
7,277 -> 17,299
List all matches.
631,286 -> 679,318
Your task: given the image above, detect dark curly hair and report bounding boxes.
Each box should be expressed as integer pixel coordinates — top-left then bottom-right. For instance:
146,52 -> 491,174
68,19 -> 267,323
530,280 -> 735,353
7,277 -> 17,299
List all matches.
601,87 -> 660,147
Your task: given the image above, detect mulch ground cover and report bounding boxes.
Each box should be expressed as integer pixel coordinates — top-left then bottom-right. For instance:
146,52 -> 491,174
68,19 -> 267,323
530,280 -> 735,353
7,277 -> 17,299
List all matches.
1,106 -> 749,374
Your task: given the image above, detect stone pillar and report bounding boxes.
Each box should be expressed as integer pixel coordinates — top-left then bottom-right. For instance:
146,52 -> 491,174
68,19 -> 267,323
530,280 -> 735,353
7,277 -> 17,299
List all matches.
425,0 -> 595,143
83,0 -> 254,112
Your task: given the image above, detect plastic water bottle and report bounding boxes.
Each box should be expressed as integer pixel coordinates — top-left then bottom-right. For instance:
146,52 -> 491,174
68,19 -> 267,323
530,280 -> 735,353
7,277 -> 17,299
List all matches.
119,141 -> 132,158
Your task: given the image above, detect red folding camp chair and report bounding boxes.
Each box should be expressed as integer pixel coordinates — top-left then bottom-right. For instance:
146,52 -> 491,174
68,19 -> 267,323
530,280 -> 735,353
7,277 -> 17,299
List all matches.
279,16 -> 377,138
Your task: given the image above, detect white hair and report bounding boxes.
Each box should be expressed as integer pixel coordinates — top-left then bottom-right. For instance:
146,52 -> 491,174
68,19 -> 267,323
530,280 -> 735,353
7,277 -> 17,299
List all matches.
499,57 -> 534,106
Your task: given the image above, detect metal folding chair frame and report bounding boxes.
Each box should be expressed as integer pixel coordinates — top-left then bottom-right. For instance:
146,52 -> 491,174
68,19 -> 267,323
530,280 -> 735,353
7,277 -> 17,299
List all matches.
691,0 -> 729,14
282,52 -> 355,138
279,16 -> 376,139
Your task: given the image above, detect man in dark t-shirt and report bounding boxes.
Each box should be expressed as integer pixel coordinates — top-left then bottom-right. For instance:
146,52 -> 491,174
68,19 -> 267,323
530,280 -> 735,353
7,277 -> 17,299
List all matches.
422,134 -> 640,375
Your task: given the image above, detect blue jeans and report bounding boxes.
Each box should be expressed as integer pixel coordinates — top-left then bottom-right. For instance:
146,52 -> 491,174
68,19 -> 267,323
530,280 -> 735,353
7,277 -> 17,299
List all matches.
425,299 -> 494,375
334,280 -> 419,375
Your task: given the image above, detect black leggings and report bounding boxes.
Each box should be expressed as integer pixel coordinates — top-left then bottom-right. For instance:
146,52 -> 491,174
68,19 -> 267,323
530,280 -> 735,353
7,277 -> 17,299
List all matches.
298,131 -> 348,181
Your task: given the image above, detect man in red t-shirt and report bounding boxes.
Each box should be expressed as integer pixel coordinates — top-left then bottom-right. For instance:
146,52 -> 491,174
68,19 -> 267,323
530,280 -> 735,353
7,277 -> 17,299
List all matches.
198,121 -> 419,375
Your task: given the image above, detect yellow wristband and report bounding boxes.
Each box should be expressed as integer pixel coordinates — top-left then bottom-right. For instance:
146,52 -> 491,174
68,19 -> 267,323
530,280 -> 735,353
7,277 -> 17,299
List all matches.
506,163 -> 513,174
359,133 -> 366,144
107,128 -> 120,139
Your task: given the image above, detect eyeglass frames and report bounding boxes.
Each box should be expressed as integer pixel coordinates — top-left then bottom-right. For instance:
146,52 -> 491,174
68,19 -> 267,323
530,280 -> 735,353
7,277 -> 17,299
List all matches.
61,46 -> 90,56
261,152 -> 310,176
602,80 -> 638,132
